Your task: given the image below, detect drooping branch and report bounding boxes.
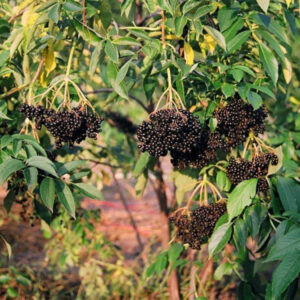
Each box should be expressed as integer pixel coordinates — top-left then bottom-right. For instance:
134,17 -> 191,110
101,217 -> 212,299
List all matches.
84,88 -> 151,113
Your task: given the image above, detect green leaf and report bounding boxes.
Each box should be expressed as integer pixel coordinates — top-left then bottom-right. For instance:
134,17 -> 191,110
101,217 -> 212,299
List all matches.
111,80 -> 129,100
168,243 -> 184,263
113,37 -> 141,47
209,218 -> 232,256
258,43 -> 278,85
73,19 -> 102,46
175,16 -> 188,36
57,160 -> 86,176
48,3 -> 60,23
155,251 -> 168,276
63,0 -> 82,12
221,83 -> 235,98
253,14 -> 288,44
248,91 -> 262,110
229,69 -> 244,82
0,50 -> 10,68
272,252 -> 300,298
216,171 -> 230,191
116,59 -> 131,84
72,183 -> 103,200
16,275 -> 31,286
170,169 -> 198,204
0,275 -> 11,284
192,4 -> 215,19
26,156 -> 58,177
0,111 -> 11,120
277,177 -> 300,212
256,0 -> 269,13
0,234 -> 12,260
249,84 -> 275,99
232,65 -> 255,77
218,7 -> 238,32
89,42 -> 104,75
266,228 -> 300,262
99,0 -> 112,30
105,40 -> 119,63
182,1 -> 200,15
0,159 -> 26,185
133,152 -> 151,177
12,134 -> 47,156
40,178 -> 55,211
55,180 -> 76,218
4,190 -> 15,213
203,26 -> 226,50
144,75 -> 157,99
256,29 -> 285,61
6,287 -> 18,298
227,179 -> 258,221
135,172 -> 148,198
24,167 -> 38,189
227,30 -> 250,53
25,144 -> 37,158
267,147 -> 283,175
214,262 -> 233,280
223,18 -> 244,42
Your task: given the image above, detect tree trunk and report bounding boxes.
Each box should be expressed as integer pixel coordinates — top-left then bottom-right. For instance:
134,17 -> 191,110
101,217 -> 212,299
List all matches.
153,160 -> 180,300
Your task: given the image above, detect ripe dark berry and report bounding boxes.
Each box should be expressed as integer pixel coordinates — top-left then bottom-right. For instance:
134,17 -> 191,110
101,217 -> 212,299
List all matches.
170,203 -> 227,250
19,104 -> 103,148
226,153 -> 278,193
137,109 -> 202,158
214,99 -> 267,150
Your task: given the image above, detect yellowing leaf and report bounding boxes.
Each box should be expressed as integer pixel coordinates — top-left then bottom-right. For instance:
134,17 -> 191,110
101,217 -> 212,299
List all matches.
21,5 -> 38,27
184,42 -> 194,65
283,57 -> 292,83
286,0 -> 292,7
15,0 -> 34,14
43,44 -> 56,76
166,35 -> 183,40
289,96 -> 300,105
40,71 -> 47,87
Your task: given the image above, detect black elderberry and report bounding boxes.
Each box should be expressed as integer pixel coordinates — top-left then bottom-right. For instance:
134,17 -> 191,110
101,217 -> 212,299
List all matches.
19,104 -> 103,148
213,99 -> 267,150
226,153 -> 278,193
137,109 -> 202,159
170,203 -> 227,250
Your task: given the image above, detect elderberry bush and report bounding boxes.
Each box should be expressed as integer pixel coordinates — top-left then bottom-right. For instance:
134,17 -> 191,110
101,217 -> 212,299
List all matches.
226,153 -> 278,192
170,203 -> 226,250
214,99 -> 267,150
137,109 -> 202,158
19,104 -> 103,148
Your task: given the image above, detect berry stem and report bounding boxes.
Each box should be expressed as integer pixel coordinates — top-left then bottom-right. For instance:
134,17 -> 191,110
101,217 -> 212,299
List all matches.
66,43 -> 76,77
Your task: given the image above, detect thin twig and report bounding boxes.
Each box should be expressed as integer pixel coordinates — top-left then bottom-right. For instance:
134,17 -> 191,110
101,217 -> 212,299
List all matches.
0,58 -> 45,99
84,88 -> 150,113
111,168 -> 144,253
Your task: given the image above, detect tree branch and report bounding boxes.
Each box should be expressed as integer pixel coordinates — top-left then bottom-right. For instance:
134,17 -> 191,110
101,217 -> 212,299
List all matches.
84,88 -> 151,113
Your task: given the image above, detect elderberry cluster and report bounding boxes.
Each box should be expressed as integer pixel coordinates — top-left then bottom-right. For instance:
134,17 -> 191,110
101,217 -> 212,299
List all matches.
226,153 -> 278,192
19,104 -> 103,148
214,99 -> 267,150
105,111 -> 137,135
170,203 -> 226,250
137,109 -> 202,158
170,129 -> 223,169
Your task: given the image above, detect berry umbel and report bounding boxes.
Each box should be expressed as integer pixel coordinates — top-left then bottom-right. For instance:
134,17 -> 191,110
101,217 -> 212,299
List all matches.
170,203 -> 226,250
226,153 -> 278,192
19,104 -> 103,148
